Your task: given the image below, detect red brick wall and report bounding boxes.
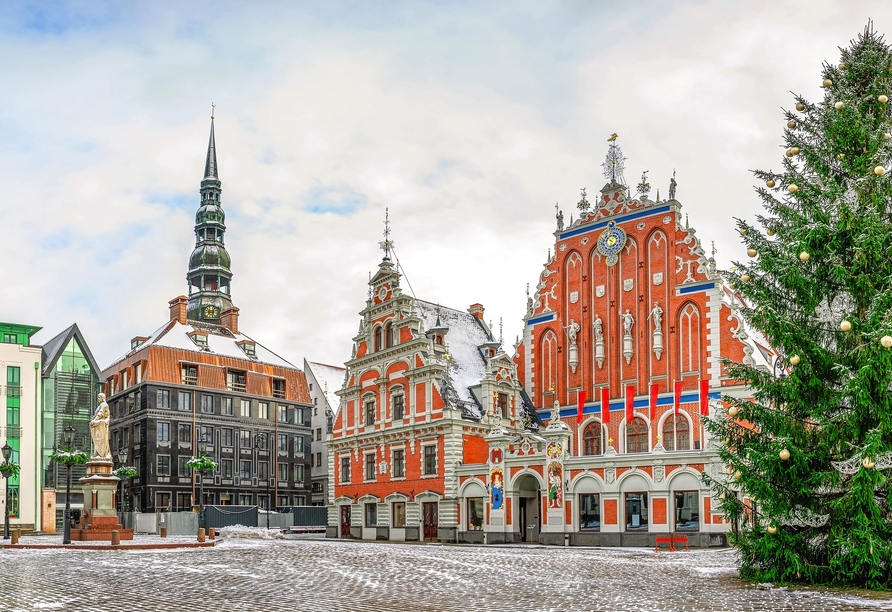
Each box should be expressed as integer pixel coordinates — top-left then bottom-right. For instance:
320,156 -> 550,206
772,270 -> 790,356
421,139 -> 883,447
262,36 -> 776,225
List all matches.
462,435 -> 488,464
604,499 -> 618,525
652,498 -> 667,524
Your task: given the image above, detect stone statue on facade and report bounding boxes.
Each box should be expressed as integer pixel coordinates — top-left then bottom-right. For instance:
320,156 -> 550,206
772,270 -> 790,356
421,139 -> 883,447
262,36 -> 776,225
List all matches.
669,172 -> 677,200
620,310 -> 635,336
649,302 -> 663,330
593,314 -> 603,342
556,206 -> 564,231
566,319 -> 580,346
90,392 -> 111,459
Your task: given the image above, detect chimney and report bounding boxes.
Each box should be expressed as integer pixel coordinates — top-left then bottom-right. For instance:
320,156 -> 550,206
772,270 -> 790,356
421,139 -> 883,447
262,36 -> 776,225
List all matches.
168,296 -> 188,325
468,303 -> 485,320
221,307 -> 240,334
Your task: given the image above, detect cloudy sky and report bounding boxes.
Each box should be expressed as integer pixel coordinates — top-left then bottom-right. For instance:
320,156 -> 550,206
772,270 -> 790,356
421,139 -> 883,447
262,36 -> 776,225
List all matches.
1,0 -> 887,370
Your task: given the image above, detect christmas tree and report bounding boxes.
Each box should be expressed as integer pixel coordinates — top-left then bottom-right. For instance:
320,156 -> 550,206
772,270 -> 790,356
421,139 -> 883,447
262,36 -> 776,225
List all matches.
705,23 -> 892,589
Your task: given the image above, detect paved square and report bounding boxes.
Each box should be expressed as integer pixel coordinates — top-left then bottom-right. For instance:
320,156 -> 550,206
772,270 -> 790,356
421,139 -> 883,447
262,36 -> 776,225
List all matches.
2,537 -> 892,611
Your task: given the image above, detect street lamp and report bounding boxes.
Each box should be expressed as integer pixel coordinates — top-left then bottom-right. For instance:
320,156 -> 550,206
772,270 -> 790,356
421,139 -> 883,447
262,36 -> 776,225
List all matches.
61,424 -> 76,545
197,434 -> 209,532
254,433 -> 271,530
117,447 -> 128,517
1,442 -> 12,539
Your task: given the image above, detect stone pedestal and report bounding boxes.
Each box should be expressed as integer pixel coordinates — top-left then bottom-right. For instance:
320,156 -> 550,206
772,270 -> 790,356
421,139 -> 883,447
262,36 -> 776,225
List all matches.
70,458 -> 134,542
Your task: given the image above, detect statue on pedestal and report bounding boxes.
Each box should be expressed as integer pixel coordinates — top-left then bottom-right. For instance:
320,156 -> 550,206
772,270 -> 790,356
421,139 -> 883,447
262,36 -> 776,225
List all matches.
90,393 -> 111,459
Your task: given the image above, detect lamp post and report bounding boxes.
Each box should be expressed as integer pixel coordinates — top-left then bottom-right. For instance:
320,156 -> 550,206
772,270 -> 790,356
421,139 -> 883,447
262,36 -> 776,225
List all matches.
1,442 -> 12,539
254,433 -> 271,530
61,424 -> 76,545
198,435 -> 208,532
117,447 -> 128,517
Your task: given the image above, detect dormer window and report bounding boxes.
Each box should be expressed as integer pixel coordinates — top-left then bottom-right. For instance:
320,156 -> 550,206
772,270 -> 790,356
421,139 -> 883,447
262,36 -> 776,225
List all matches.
238,340 -> 256,357
435,335 -> 443,345
131,336 -> 149,350
189,331 -> 208,347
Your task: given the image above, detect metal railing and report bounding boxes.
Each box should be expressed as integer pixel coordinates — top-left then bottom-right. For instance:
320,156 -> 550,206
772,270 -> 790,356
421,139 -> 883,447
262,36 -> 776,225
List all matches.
228,382 -> 246,393
181,375 -> 198,386
5,385 -> 21,398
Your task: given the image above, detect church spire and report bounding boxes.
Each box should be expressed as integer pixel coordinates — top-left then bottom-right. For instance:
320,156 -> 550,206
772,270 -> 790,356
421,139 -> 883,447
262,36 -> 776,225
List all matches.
187,109 -> 233,324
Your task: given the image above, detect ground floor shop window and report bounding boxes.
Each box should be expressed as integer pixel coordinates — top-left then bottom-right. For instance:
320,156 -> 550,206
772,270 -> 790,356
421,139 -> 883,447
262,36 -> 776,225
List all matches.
392,501 -> 406,527
625,493 -> 648,531
365,503 -> 377,527
467,498 -> 483,530
674,491 -> 700,531
176,492 -> 192,511
239,494 -> 253,505
579,494 -> 600,530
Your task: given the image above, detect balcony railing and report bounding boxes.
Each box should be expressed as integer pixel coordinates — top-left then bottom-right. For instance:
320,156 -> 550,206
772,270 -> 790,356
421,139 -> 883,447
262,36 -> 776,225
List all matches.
182,375 -> 197,386
228,382 -> 247,393
273,389 -> 286,399
5,385 -> 21,398
4,426 -> 21,439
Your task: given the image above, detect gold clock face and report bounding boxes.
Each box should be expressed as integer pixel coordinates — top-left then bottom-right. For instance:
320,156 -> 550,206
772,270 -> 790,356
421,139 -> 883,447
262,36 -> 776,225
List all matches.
203,305 -> 219,318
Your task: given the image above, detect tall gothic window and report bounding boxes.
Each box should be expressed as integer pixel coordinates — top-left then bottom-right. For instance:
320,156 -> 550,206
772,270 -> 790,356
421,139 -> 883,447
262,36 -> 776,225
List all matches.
373,326 -> 383,352
626,418 -> 649,453
662,415 -> 690,451
583,421 -> 603,456
540,330 -> 557,404
385,322 -> 395,348
679,303 -> 702,375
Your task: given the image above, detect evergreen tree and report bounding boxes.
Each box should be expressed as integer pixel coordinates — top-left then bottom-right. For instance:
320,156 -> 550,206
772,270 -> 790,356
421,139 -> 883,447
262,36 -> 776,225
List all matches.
705,24 -> 892,589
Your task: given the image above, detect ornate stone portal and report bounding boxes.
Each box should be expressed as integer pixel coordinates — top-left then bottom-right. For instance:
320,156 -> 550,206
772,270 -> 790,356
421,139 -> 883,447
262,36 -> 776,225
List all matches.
70,394 -> 133,542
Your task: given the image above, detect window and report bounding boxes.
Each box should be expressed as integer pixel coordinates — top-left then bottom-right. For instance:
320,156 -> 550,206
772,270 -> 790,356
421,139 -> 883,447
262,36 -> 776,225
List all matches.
583,422 -> 603,456
240,399 -> 251,418
278,434 -> 288,452
177,424 -> 192,444
178,391 -> 192,412
133,423 -> 142,444
240,430 -> 251,447
221,397 -> 233,416
625,493 -> 649,531
315,451 -> 322,468
258,402 -> 269,420
497,392 -> 508,419
258,461 -> 269,480
239,494 -> 253,505
467,498 -> 483,530
199,425 -> 214,446
364,399 -> 376,427
191,333 -> 207,347
221,459 -> 233,478
278,495 -> 289,507
239,342 -> 256,357
392,449 -> 405,478
273,379 -> 286,399
178,456 -> 190,476
385,322 -> 395,348
365,503 -> 377,527
157,422 -> 171,442
239,460 -> 252,479
579,494 -> 601,530
423,445 -> 437,476
6,366 -> 20,426
222,428 -> 234,447
315,428 -> 322,441
157,389 -> 170,409
181,364 -> 197,386
295,407 -> 305,425
295,436 -> 305,453
626,418 -> 648,453
2,333 -> 16,343
392,501 -> 406,528
340,456 -> 351,483
134,362 -> 142,383
365,453 -> 376,481
278,405 -> 288,422
294,464 -> 304,482
201,394 -> 214,414
278,463 -> 288,481
392,394 -> 404,420
373,327 -> 382,352
295,495 -> 306,506
255,434 -> 268,450
674,491 -> 699,531
228,370 -> 247,393
156,455 -> 171,477
663,415 -> 690,451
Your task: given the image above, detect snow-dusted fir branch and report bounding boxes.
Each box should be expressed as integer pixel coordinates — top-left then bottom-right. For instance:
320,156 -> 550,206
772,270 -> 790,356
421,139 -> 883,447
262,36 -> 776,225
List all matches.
51,448 -> 89,465
185,455 -> 217,472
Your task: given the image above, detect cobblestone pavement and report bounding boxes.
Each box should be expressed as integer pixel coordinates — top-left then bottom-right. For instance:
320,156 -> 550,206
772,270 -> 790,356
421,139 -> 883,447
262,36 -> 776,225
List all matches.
2,537 -> 892,611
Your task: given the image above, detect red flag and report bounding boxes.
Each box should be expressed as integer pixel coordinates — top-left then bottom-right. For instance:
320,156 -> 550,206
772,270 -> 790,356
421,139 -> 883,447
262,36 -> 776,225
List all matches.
674,380 -> 683,417
649,384 -> 658,421
576,390 -> 587,425
699,379 -> 710,416
601,387 -> 610,424
625,385 -> 635,423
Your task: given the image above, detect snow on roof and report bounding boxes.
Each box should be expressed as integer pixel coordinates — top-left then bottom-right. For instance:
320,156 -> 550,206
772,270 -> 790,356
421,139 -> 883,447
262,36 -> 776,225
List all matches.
306,360 -> 345,414
414,299 -> 494,419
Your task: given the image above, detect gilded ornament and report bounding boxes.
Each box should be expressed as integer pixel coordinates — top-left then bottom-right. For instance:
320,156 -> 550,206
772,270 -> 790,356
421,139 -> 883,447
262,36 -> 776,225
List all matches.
733,470 -> 742,480
789,147 -> 800,155
863,457 -> 875,469
879,94 -> 889,104
834,101 -> 844,110
799,251 -> 810,261
788,184 -> 798,193
787,120 -> 796,129
765,179 -> 775,188
767,228 -> 776,236
747,248 -> 757,257
767,525 -> 777,534
823,79 -> 832,88
840,320 -> 851,332
790,354 -> 801,365
875,166 -> 886,176
728,406 -> 739,418
795,103 -> 805,111
881,335 -> 892,349
779,448 -> 790,461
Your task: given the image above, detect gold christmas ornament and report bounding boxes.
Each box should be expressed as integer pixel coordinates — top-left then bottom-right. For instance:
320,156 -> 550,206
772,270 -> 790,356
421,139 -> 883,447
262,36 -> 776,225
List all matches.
881,335 -> 892,349
837,153 -> 846,160
840,320 -> 852,332
767,525 -> 777,534
734,470 -> 742,480
728,406 -> 739,418
779,448 -> 791,461
723,438 -> 730,446
875,166 -> 886,176
741,273 -> 751,282
747,248 -> 757,257
799,251 -> 810,261
766,179 -> 776,188
790,146 -> 800,155
788,184 -> 799,193
823,79 -> 833,88
839,63 -> 846,70
796,103 -> 805,111
767,228 -> 776,236
885,133 -> 892,139
790,354 -> 801,365
834,101 -> 844,110
863,457 -> 876,469
879,95 -> 889,104
787,120 -> 797,129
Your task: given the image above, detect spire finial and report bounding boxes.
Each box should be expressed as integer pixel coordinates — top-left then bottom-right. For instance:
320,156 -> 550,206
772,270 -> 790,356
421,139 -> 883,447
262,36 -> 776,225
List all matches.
211,102 -> 216,120
367,271 -> 372,300
204,109 -> 218,180
379,207 -> 394,261
499,317 -> 503,345
711,241 -> 716,258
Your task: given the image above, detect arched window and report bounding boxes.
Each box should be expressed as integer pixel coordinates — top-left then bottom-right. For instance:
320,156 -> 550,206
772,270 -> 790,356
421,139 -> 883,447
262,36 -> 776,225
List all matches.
373,327 -> 383,352
583,421 -> 603,456
662,415 -> 690,451
626,418 -> 648,453
679,303 -> 702,374
385,322 -> 395,349
540,330 -> 558,404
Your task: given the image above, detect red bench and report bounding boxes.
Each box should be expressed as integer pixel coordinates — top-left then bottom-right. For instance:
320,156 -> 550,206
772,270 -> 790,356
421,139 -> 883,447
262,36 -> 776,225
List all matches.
655,535 -> 674,552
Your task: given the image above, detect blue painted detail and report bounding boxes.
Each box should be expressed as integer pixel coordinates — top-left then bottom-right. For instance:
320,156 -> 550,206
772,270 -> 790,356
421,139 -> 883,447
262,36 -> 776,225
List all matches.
538,391 -> 722,419
558,205 -> 672,240
677,282 -> 716,295
527,312 -> 556,326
